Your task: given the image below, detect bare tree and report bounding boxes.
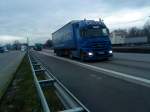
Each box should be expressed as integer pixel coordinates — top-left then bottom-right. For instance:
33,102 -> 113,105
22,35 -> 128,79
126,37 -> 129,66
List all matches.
143,20 -> 150,43
44,39 -> 52,48
13,40 -> 21,50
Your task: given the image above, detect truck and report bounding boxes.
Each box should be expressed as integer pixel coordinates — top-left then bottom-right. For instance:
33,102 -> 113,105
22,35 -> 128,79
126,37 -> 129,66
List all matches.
52,19 -> 113,61
34,44 -> 43,51
21,45 -> 27,52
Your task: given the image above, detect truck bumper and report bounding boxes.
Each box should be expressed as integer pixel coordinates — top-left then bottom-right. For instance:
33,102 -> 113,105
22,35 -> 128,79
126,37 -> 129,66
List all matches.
82,50 -> 113,60
84,54 -> 113,60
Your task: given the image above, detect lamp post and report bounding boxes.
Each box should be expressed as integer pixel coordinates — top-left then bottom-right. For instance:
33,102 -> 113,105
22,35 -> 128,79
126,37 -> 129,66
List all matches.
148,16 -> 150,44
27,37 -> 29,54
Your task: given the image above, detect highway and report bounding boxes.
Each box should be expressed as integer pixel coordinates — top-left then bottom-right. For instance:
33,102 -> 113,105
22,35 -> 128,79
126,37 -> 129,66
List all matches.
31,50 -> 150,112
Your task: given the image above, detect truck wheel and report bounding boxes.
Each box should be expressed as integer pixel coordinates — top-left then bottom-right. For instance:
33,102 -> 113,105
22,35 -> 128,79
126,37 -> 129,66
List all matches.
56,53 -> 59,56
69,53 -> 74,59
80,52 -> 85,62
56,51 -> 60,56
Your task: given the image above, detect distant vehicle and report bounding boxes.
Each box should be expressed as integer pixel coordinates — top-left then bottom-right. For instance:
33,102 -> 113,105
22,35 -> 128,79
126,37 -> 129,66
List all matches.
21,45 -> 27,51
52,19 -> 113,61
4,47 -> 8,52
0,47 -> 4,53
34,44 -> 42,51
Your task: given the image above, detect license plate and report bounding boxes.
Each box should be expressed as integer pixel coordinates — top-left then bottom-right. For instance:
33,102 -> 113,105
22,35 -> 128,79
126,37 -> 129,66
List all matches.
98,52 -> 105,54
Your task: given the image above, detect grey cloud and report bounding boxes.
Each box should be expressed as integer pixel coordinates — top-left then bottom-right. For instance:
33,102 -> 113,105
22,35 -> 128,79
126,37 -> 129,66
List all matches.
0,0 -> 150,43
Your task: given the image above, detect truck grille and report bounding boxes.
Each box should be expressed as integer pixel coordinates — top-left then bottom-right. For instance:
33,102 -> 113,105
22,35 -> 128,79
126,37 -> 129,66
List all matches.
91,42 -> 108,49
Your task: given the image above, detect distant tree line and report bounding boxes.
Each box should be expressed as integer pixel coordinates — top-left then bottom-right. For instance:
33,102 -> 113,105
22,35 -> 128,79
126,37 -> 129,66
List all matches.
112,20 -> 150,43
43,39 -> 52,48
2,40 -> 28,50
144,21 -> 150,42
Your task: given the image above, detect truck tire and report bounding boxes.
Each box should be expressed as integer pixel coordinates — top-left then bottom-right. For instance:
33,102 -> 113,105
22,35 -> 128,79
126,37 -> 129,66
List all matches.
69,52 -> 74,59
56,52 -> 59,56
80,51 -> 85,62
56,50 -> 60,56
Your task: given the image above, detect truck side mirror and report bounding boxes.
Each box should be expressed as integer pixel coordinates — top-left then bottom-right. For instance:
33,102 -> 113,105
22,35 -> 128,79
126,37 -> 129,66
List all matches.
107,29 -> 110,35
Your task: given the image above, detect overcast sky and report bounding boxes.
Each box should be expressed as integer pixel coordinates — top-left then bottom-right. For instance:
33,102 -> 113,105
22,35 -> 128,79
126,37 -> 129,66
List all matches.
0,0 -> 150,44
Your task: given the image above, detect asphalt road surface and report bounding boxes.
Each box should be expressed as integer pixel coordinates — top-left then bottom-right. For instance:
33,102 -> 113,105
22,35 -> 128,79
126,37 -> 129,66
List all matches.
31,50 -> 150,112
0,51 -> 25,98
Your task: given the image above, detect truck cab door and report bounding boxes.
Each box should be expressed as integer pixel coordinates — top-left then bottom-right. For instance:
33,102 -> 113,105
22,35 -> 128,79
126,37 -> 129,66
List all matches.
73,24 -> 80,48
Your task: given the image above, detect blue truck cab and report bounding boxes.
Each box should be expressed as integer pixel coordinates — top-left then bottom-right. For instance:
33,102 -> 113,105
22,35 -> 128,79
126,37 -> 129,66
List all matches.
52,19 -> 113,61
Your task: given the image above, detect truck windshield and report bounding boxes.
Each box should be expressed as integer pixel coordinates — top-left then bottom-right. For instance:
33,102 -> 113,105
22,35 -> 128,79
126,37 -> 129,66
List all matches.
80,28 -> 109,37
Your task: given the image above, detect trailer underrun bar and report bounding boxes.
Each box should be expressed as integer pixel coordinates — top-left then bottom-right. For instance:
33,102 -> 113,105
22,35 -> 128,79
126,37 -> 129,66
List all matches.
28,52 -> 90,112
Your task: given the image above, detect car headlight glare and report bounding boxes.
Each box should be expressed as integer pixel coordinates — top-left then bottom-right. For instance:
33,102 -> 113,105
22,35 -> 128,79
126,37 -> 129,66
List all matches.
109,50 -> 113,53
88,52 -> 93,56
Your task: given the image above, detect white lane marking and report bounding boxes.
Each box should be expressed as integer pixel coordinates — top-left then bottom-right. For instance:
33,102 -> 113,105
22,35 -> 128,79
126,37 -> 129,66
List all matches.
39,51 -> 150,88
90,74 -> 102,80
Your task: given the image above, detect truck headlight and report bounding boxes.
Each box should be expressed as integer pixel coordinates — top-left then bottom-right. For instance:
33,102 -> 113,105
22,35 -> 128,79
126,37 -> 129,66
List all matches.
109,50 -> 113,54
88,52 -> 93,56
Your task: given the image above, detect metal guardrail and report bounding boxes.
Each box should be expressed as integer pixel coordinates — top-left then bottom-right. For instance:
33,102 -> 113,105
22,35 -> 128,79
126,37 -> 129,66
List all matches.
28,52 -> 90,112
